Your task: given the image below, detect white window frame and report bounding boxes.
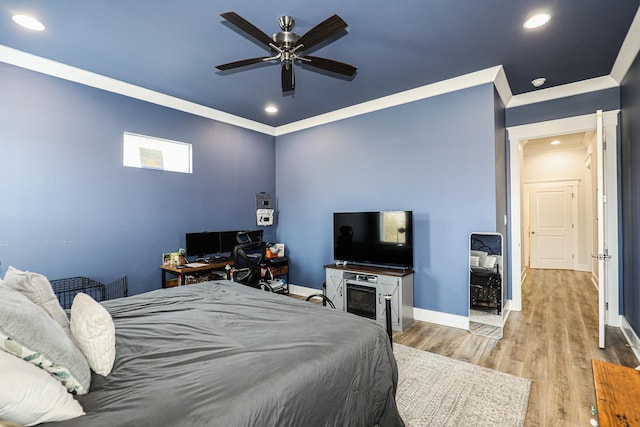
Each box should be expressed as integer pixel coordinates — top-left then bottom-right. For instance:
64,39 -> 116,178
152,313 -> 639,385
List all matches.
123,132 -> 192,174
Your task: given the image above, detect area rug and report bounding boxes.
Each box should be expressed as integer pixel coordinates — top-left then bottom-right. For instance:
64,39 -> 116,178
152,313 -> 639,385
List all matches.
393,344 -> 531,427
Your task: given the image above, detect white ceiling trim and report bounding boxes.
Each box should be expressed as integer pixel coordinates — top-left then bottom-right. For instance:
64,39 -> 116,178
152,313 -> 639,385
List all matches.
0,43 -> 507,136
2,29 -> 638,136
611,6 -> 640,83
507,75 -> 619,108
0,45 -> 276,136
493,66 -> 513,108
507,9 -> 640,109
275,66 -> 504,136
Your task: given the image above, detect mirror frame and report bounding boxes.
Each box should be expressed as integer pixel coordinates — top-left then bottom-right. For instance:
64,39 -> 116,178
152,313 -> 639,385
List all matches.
469,232 -> 504,339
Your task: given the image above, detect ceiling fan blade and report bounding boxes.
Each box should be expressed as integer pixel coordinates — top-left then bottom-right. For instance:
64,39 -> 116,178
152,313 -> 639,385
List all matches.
297,14 -> 348,51
303,56 -> 357,76
220,12 -> 272,47
216,57 -> 268,71
281,63 -> 295,92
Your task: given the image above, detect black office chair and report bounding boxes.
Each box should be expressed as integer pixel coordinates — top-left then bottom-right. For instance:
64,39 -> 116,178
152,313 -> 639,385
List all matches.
232,230 -> 273,292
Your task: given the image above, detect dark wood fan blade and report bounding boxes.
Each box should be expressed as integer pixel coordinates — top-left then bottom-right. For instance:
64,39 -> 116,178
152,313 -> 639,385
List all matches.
221,12 -> 272,47
304,56 -> 357,76
297,14 -> 348,51
281,63 -> 295,91
216,57 -> 268,71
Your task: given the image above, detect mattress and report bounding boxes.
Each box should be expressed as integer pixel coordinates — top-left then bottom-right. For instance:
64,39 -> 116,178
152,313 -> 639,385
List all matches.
44,280 -> 403,426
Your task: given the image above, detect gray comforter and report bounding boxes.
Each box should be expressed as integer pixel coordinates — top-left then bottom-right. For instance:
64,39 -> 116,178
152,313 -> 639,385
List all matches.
45,281 -> 403,426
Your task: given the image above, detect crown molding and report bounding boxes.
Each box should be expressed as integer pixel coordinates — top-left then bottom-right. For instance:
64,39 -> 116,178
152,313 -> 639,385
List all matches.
0,45 -> 276,136
493,65 -> 513,107
507,8 -> 640,109
275,66 -> 504,136
506,75 -> 619,109
0,44 -> 504,137
611,6 -> 640,83
3,19 -> 639,136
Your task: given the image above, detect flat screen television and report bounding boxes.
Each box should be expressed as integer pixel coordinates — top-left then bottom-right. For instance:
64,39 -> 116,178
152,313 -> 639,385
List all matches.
185,232 -> 219,257
333,211 -> 414,269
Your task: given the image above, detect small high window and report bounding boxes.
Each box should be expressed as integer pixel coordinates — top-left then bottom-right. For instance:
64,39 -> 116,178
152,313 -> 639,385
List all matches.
123,132 -> 192,174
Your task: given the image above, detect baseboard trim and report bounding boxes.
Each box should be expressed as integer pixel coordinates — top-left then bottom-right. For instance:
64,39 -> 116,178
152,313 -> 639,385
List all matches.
503,299 -> 512,322
620,316 -> 640,365
288,284 -> 320,298
289,284 -> 470,330
413,307 -> 469,330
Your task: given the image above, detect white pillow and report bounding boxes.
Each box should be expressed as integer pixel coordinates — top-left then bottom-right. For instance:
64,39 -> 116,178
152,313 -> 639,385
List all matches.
469,255 -> 480,267
483,255 -> 498,268
71,292 -> 116,376
0,287 -> 91,395
0,350 -> 84,426
2,266 -> 70,335
469,250 -> 488,267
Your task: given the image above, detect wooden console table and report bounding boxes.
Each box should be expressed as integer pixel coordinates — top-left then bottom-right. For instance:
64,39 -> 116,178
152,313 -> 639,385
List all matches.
592,359 -> 640,426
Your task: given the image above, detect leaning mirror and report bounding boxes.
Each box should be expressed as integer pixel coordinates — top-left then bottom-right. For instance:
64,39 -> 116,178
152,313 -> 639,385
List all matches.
469,232 -> 504,339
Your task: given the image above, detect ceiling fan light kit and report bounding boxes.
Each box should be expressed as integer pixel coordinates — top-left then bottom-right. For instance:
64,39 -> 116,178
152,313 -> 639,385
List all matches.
216,12 -> 357,92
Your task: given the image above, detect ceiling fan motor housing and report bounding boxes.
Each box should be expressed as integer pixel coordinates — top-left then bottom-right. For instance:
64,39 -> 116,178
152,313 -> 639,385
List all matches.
272,31 -> 300,49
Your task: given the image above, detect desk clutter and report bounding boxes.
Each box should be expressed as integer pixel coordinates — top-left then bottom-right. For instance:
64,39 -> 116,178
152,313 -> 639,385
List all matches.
161,230 -> 288,293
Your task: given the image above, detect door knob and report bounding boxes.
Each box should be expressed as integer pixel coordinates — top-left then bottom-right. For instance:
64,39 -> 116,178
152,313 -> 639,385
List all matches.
530,231 -> 536,234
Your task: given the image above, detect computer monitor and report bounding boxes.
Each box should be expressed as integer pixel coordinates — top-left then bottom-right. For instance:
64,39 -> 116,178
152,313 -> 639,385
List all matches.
219,231 -> 241,255
185,232 -> 219,257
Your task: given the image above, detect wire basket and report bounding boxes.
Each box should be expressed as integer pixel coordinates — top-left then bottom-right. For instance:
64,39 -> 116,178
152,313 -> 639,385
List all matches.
50,276 -> 128,309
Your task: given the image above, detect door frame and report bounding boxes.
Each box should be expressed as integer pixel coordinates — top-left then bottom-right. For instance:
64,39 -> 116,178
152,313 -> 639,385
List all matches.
524,180 -> 580,270
507,111 -> 620,328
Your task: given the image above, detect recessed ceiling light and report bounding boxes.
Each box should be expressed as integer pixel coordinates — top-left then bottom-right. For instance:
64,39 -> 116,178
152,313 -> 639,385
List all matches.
265,105 -> 278,114
523,13 -> 551,29
531,77 -> 546,88
12,14 -> 45,31
550,140 -> 560,145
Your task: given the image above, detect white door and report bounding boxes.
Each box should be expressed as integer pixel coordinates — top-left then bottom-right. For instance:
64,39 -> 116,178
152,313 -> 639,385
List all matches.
595,110 -> 608,349
529,186 -> 574,269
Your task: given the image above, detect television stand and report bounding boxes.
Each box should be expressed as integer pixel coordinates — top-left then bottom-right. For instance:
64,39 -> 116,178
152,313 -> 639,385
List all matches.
324,264 -> 414,331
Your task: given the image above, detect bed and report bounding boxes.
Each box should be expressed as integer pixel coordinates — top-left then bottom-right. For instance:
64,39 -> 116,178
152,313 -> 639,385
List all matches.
41,280 -> 404,426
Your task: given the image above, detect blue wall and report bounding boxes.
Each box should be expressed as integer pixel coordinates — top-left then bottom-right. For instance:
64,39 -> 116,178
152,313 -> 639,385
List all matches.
621,48 -> 640,333
275,83 -> 501,316
0,63 -> 276,295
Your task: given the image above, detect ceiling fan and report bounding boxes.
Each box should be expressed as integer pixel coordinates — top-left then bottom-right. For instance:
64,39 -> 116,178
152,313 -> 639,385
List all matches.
216,12 -> 357,92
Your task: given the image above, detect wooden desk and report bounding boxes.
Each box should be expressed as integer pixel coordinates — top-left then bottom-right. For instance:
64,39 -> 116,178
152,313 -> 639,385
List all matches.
592,359 -> 640,426
161,260 -> 231,287
161,257 -> 289,291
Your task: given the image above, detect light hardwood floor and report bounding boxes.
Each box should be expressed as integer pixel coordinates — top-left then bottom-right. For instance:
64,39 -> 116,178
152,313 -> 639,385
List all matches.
392,268 -> 638,426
